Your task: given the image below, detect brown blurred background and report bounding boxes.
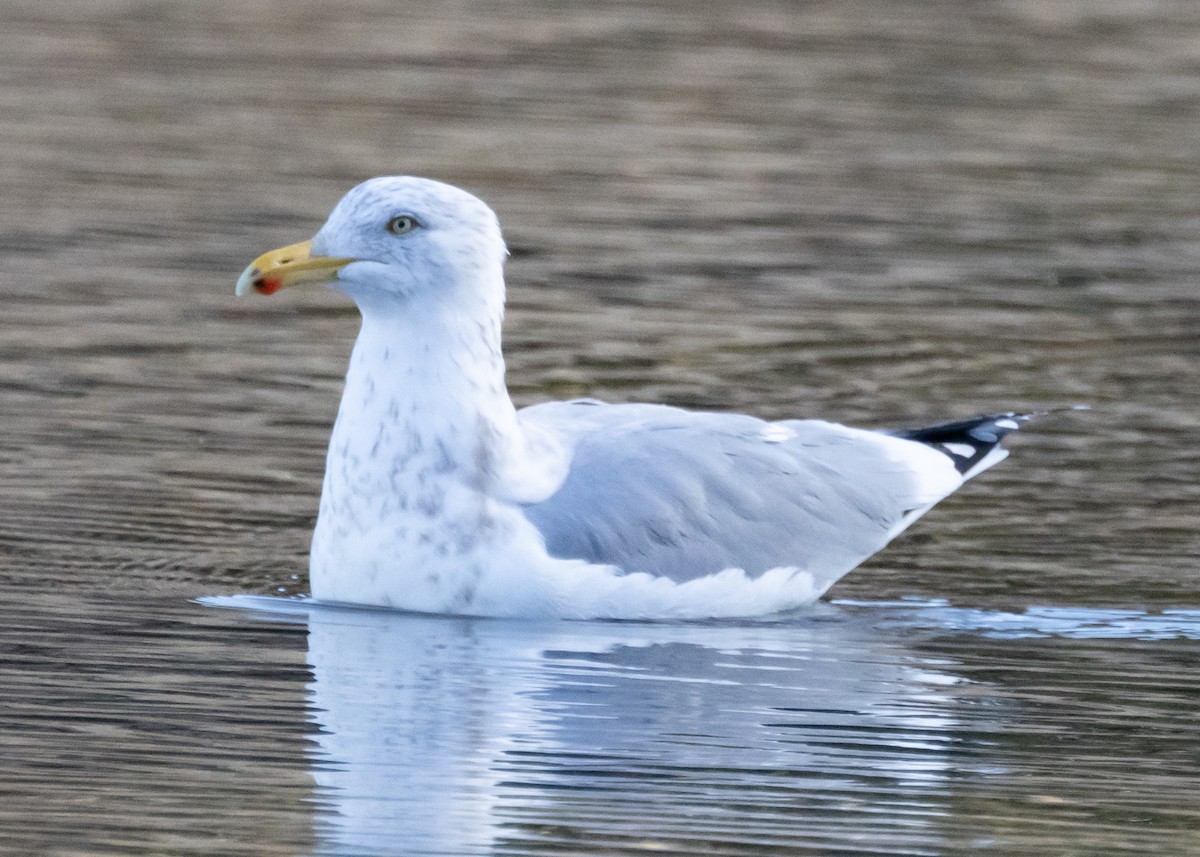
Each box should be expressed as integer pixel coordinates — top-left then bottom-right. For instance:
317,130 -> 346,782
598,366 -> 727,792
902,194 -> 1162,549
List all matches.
2,3 -> 1200,855
1,0 -> 1197,603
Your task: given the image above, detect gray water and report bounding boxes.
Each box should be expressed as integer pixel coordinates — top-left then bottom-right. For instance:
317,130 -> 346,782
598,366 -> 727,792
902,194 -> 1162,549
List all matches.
2,0 -> 1199,854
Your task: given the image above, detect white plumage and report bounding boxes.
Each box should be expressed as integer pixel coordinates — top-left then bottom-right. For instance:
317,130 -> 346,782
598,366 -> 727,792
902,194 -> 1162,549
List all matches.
237,176 -> 1034,619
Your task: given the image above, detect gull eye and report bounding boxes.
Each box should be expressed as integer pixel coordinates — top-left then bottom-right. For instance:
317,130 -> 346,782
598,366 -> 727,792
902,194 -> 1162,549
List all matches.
385,215 -> 421,236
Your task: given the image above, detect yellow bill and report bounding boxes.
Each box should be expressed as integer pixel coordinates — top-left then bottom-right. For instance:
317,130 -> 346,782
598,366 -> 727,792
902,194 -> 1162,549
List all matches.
235,240 -> 357,297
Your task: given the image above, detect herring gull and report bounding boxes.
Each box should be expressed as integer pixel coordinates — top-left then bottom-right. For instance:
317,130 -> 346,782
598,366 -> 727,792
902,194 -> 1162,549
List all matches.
236,176 -> 1047,619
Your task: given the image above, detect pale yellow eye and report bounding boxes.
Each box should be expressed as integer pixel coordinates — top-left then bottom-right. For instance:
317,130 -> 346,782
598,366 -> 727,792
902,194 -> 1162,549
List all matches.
385,215 -> 420,236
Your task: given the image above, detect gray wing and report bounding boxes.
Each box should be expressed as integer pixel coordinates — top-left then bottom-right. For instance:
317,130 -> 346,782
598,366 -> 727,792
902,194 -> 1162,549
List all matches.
518,401 -> 952,582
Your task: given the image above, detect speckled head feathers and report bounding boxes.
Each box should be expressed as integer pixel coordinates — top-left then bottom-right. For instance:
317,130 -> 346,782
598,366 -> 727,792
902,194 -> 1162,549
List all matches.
312,176 -> 507,307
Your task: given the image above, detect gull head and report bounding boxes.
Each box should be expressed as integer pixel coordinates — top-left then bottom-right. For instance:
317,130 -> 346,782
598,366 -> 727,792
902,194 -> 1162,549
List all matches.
236,177 -> 507,313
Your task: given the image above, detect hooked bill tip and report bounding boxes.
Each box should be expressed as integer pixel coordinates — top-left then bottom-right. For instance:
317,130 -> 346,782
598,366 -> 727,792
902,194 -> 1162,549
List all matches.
234,265 -> 283,297
235,263 -> 258,297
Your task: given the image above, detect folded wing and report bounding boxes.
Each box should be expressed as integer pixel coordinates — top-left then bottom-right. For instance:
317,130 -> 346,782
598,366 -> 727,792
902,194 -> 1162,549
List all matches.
518,402 -> 964,583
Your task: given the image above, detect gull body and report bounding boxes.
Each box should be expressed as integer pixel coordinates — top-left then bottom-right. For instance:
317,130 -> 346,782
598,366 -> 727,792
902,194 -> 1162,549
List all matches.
238,176 -> 1034,619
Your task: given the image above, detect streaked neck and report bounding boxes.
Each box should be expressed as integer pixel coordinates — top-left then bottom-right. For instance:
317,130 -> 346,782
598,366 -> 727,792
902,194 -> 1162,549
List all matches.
330,299 -> 520,497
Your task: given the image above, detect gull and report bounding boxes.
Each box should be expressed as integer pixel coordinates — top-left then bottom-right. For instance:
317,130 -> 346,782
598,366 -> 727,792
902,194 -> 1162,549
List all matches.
237,176 -> 1045,619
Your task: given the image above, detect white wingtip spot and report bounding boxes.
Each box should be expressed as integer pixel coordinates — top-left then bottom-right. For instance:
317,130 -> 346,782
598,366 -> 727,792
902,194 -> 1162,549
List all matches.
995,418 -> 1021,430
942,442 -> 976,458
761,424 -> 797,443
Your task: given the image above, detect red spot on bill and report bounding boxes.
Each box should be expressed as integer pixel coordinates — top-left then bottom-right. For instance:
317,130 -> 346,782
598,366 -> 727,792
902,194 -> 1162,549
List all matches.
255,276 -> 283,295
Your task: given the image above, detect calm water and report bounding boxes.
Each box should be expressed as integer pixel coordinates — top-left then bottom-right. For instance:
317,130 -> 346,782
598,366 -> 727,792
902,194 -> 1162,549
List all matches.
1,1 -> 1199,855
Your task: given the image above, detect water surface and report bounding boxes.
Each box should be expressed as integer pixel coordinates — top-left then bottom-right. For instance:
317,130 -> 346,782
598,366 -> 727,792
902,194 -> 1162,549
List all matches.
1,0 -> 1198,854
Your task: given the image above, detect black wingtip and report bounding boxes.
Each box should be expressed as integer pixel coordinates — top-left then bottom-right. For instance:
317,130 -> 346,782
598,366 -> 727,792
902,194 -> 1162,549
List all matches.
890,406 -> 1086,475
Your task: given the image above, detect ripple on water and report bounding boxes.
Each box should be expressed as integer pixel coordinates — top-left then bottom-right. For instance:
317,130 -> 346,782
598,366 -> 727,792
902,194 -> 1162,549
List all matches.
191,596 -> 1200,856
